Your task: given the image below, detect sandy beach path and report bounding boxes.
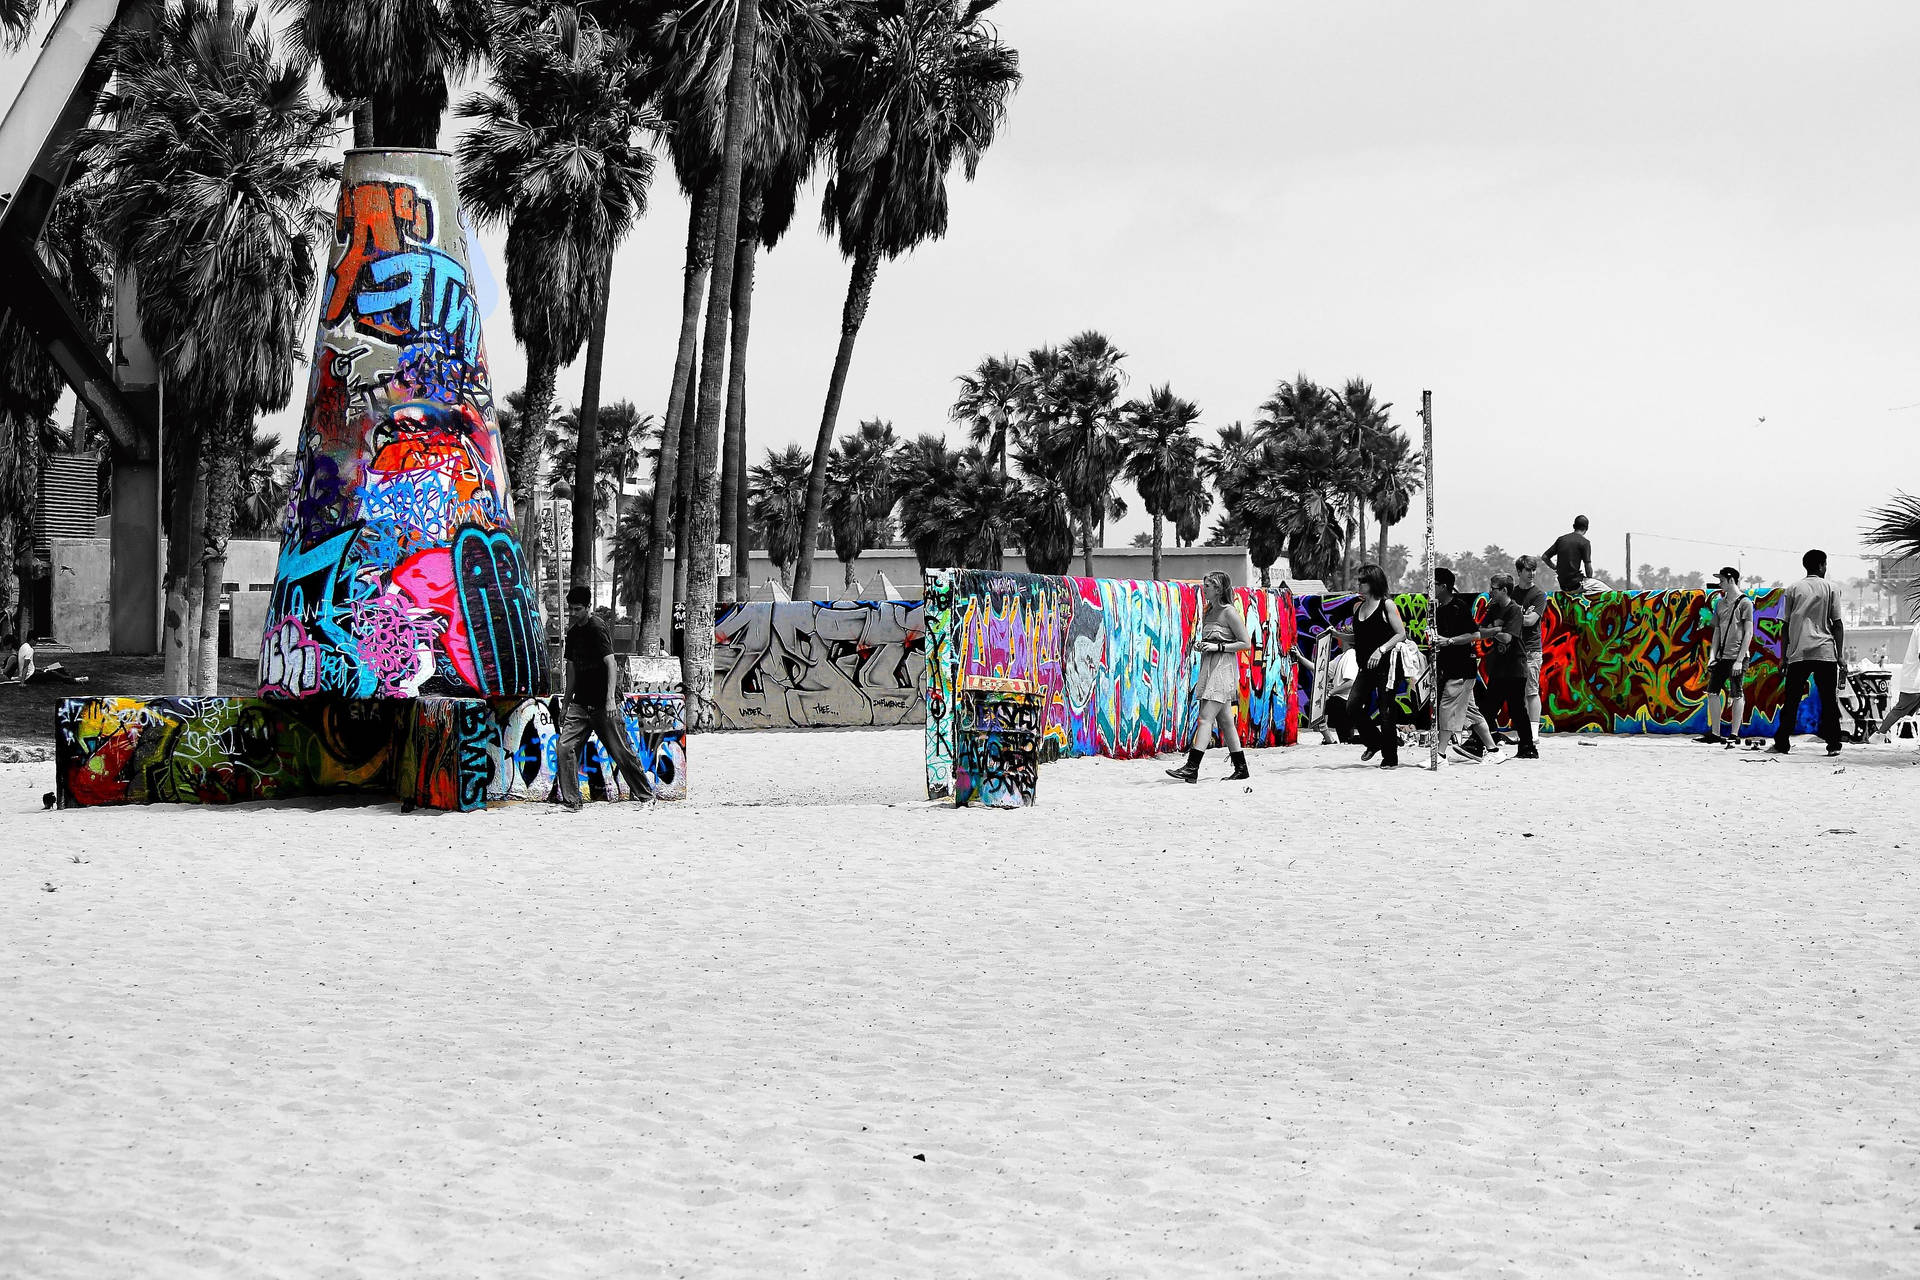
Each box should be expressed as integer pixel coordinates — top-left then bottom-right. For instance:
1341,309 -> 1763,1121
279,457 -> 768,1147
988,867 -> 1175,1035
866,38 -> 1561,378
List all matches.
5,731 -> 1919,1277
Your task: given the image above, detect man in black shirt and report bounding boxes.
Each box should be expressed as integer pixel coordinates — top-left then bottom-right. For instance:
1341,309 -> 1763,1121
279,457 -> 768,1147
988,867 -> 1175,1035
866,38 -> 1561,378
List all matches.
1541,515 -> 1593,595
1430,567 -> 1498,762
1477,573 -> 1537,759
554,585 -> 656,809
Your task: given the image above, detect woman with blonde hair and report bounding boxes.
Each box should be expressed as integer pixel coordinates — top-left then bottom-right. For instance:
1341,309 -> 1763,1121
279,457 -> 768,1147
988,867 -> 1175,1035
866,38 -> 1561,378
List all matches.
1166,571 -> 1253,782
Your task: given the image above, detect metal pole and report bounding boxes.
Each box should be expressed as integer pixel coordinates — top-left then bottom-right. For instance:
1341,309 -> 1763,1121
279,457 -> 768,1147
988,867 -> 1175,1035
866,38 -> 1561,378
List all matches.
1625,533 -> 1632,590
1422,390 -> 1437,772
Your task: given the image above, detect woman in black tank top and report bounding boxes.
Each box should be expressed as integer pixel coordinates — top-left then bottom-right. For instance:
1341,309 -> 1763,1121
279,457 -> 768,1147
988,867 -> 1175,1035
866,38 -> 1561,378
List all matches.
1340,562 -> 1408,768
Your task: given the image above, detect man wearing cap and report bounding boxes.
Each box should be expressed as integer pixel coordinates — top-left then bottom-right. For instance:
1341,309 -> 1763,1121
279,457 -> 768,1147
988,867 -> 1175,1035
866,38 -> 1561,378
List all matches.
1769,549 -> 1846,757
1696,567 -> 1753,745
1430,567 -> 1499,762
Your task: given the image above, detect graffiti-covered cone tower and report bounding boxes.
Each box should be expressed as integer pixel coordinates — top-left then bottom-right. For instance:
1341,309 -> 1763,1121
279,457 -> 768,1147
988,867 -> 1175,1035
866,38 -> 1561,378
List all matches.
260,150 -> 547,699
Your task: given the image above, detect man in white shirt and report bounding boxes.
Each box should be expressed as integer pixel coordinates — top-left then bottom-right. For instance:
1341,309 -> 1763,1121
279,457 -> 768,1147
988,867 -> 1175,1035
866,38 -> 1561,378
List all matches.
1769,549 -> 1845,756
1868,612 -> 1920,743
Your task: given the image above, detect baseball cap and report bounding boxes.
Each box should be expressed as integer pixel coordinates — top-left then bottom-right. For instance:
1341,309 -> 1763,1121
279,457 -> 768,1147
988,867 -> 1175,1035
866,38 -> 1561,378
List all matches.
1716,566 -> 1740,582
1433,567 -> 1456,589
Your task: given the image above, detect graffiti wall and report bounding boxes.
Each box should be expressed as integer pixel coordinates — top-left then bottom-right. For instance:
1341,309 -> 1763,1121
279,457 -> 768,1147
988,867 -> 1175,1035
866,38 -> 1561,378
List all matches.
260,149 -> 546,702
1292,588 -> 1821,736
925,571 -> 1300,800
55,693 -> 687,811
713,601 -> 925,729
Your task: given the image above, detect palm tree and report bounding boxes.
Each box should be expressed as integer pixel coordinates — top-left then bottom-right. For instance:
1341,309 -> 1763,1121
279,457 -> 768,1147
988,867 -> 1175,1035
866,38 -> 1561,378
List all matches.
1024,332 -> 1127,575
83,0 -> 334,691
611,493 -> 653,636
1117,384 -> 1202,581
679,0 -> 764,727
1367,427 -> 1422,570
285,0 -> 490,147
235,425 -> 295,539
789,0 -> 1022,599
825,417 -> 899,589
1008,442 -> 1073,575
1867,494 -> 1920,617
1253,376 -> 1362,587
640,0 -> 830,629
747,443 -> 811,592
893,432 -> 961,575
1334,378 -> 1393,581
459,7 -> 661,604
950,353 -> 1029,476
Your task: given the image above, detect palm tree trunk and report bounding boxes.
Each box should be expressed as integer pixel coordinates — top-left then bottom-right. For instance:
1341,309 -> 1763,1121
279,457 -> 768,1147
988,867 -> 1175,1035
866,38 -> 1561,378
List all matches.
791,239 -> 879,602
570,256 -> 613,591
1151,511 -> 1163,582
180,454 -> 210,694
681,0 -> 760,729
196,421 -> 241,695
161,428 -> 203,694
516,355 -> 558,632
672,348 -> 701,610
1379,517 -> 1388,577
352,104 -> 373,149
640,185 -> 716,653
1081,506 -> 1094,577
721,188 -> 762,605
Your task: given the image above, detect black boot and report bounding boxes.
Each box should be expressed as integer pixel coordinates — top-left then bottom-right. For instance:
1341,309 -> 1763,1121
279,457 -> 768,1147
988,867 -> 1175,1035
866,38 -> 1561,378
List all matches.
1223,751 -> 1249,781
1166,748 -> 1204,783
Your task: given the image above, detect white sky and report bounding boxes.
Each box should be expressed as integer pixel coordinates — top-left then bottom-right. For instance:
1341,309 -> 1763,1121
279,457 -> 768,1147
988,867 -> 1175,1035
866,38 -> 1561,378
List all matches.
10,0 -> 1920,585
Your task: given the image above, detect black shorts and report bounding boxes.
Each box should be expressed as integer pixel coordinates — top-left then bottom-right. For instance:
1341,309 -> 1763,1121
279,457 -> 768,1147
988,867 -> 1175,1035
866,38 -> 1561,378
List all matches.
1707,659 -> 1741,695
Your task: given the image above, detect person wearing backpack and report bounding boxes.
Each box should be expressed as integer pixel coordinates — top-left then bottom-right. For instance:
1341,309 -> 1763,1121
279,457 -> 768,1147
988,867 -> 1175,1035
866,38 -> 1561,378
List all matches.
1696,567 -> 1753,745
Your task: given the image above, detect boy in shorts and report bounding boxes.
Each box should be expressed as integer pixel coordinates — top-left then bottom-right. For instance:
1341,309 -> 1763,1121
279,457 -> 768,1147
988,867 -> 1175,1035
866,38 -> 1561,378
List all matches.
1696,566 -> 1752,745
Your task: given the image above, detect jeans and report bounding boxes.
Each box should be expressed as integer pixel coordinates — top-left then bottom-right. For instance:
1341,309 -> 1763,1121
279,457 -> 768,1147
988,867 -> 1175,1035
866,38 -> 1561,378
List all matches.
1773,660 -> 1840,751
1488,675 -> 1535,752
555,699 -> 656,805
1352,663 -> 1398,765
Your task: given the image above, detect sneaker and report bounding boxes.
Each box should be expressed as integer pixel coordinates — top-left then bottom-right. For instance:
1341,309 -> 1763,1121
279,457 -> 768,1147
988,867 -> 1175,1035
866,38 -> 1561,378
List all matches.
1516,746 -> 1540,760
1765,744 -> 1790,755
1693,733 -> 1723,745
1826,745 -> 1843,757
1869,732 -> 1892,745
1361,747 -> 1379,763
1451,740 -> 1485,763
1493,733 -> 1516,747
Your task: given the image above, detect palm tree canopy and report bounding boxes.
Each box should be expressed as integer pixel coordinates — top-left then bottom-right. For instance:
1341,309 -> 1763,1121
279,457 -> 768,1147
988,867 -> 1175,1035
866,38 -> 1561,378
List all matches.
817,0 -> 1021,261
283,0 -> 490,147
237,425 -> 296,538
949,352 -> 1029,456
1117,383 -> 1203,519
826,417 -> 899,563
1368,428 -> 1423,528
82,0 -> 337,427
651,0 -> 839,245
458,8 -> 662,368
747,443 -> 813,568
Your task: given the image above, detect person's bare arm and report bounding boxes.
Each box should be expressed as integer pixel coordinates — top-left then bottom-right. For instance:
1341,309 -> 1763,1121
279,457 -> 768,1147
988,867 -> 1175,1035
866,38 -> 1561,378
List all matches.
1203,608 -> 1253,654
603,652 -> 623,705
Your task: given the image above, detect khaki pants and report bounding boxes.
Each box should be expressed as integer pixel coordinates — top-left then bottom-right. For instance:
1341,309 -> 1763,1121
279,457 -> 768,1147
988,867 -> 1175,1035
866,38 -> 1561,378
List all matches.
555,700 -> 656,805
1524,650 -> 1543,729
1438,677 -> 1493,748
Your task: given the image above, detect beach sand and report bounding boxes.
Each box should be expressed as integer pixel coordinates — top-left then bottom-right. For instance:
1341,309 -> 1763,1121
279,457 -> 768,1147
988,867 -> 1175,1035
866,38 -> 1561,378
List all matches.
5,730 -> 1919,1277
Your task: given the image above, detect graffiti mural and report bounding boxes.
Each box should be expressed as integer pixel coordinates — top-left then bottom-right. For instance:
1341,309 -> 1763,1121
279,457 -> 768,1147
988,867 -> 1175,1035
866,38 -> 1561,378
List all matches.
1291,588 -> 1818,737
55,697 -> 405,808
954,686 -> 1044,808
923,573 -> 959,799
261,150 -> 546,702
713,601 -> 925,729
924,571 -> 1300,802
55,693 -> 688,811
